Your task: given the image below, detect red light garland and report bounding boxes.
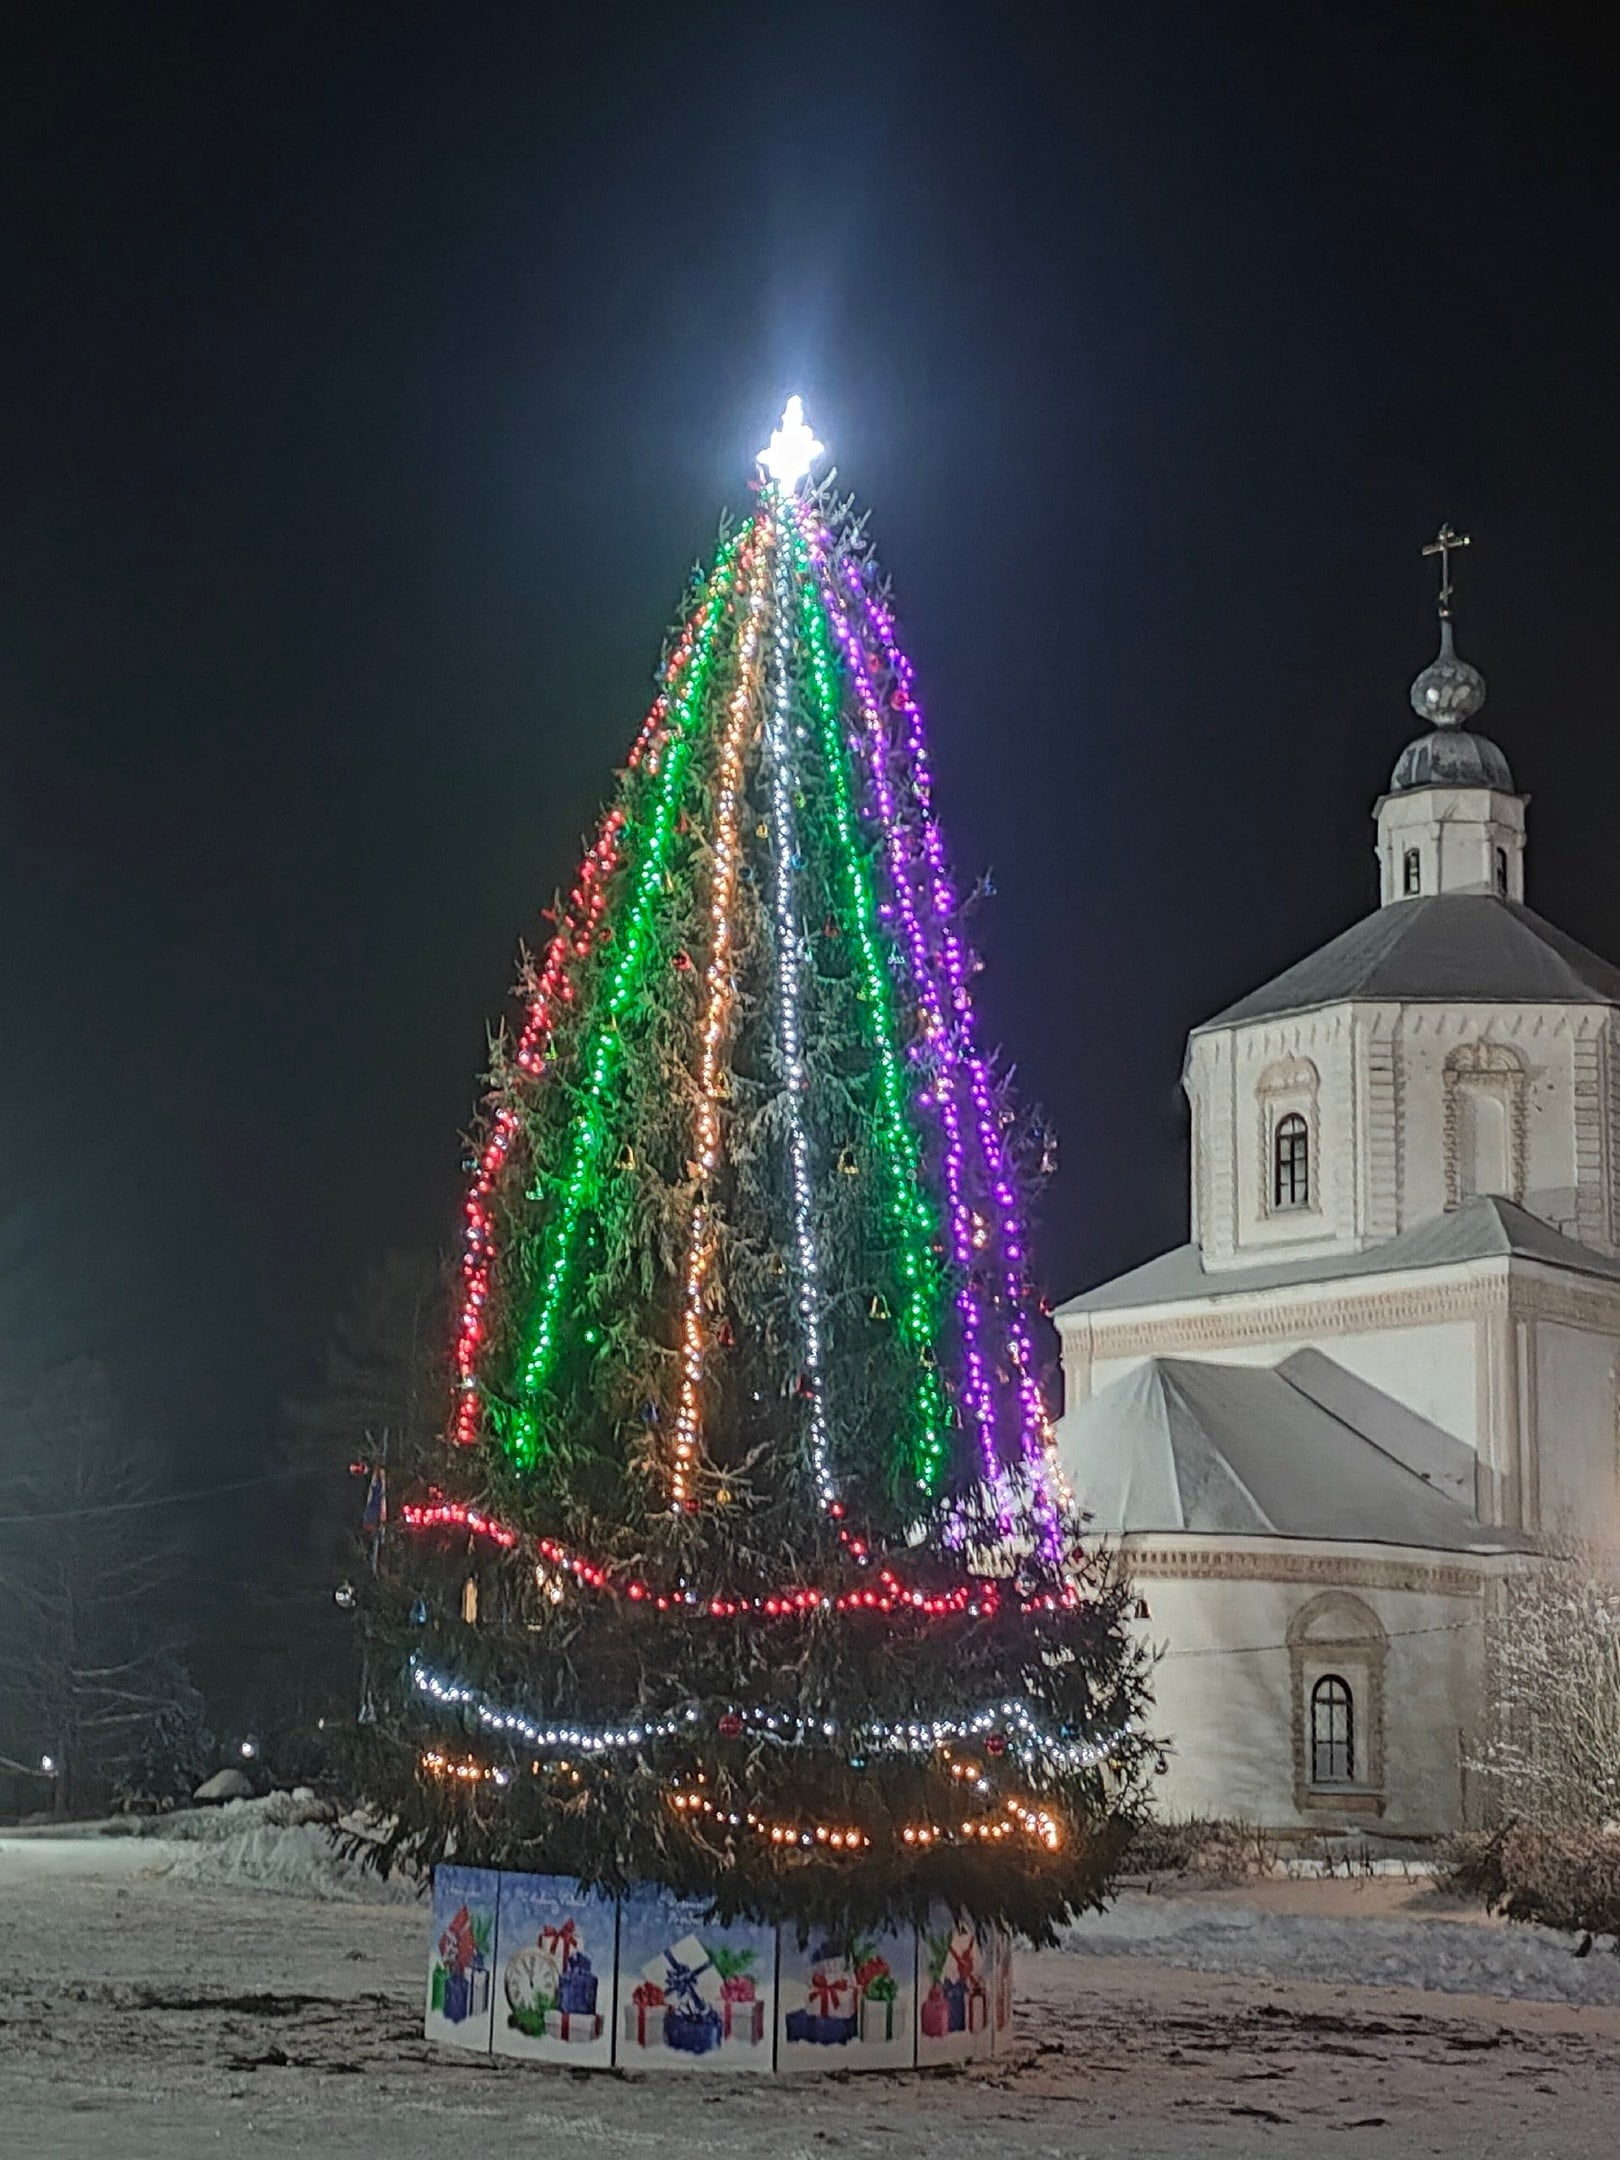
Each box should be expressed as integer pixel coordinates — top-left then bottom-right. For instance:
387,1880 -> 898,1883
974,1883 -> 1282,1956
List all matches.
400,1497 -> 1080,1621
450,589 -> 717,1447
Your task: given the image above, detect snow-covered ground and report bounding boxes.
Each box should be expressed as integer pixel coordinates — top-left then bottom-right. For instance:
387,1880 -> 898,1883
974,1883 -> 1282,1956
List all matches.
3,1809 -> 1619,2158
1064,1880 -> 1620,2007
0,1793 -> 420,1904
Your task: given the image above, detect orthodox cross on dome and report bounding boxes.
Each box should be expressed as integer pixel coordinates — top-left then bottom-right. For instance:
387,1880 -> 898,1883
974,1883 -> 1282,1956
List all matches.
757,396 -> 824,491
1421,523 -> 1472,621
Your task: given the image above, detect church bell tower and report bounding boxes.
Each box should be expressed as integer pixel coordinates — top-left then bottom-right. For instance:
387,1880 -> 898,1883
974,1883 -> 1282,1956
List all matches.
1374,525 -> 1526,905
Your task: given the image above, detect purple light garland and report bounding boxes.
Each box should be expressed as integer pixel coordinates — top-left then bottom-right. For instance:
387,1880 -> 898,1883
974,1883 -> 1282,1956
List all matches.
792,508 -> 1011,1533
794,500 -> 1063,1559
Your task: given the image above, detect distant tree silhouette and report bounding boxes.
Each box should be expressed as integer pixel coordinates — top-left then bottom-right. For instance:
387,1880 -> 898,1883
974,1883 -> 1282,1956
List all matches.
0,1360 -> 204,1813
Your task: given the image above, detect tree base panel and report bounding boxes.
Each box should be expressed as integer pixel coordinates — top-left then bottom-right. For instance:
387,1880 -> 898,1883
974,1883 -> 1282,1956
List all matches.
426,1865 -> 1014,2073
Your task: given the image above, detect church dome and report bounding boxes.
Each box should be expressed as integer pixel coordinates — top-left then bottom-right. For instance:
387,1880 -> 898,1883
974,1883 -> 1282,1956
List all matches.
1391,617 -> 1513,793
1391,727 -> 1514,793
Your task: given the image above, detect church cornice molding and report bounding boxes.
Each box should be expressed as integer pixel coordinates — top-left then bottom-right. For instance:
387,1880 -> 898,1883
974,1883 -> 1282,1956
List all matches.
1507,1270 -> 1620,1331
1194,997 -> 1611,1048
1070,1258 -> 1620,1361
1400,1003 -> 1607,1044
1118,1542 -> 1492,1599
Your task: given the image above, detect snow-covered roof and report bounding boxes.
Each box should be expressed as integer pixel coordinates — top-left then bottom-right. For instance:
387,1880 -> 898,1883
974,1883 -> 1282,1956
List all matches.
1055,1195 -> 1620,1319
1057,1354 -> 1523,1551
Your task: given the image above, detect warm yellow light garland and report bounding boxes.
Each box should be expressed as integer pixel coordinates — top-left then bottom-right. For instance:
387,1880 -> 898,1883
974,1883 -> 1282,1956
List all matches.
419,1748 -> 510,1787
669,532 -> 770,1507
666,1785 -> 1060,1853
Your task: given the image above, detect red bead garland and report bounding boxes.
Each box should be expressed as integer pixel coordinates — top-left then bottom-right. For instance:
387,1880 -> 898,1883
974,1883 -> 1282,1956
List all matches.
401,1496 -> 1080,1623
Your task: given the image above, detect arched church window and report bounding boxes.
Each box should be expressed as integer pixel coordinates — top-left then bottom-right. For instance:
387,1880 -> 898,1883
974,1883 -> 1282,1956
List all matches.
1273,1113 -> 1310,1211
1403,849 -> 1421,895
1458,1086 -> 1510,1199
1495,846 -> 1508,896
1310,1674 -> 1354,1785
1443,1043 -> 1526,1208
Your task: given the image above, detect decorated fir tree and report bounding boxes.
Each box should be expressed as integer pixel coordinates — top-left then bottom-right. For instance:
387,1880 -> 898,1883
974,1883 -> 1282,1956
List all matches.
357,403 -> 1148,1940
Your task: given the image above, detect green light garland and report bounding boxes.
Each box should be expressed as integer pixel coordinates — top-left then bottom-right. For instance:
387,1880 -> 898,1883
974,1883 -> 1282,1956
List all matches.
511,523 -> 751,1459
787,518 -> 949,1489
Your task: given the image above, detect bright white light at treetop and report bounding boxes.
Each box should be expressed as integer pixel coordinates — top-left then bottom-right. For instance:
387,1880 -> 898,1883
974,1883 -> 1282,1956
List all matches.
758,396 -> 824,488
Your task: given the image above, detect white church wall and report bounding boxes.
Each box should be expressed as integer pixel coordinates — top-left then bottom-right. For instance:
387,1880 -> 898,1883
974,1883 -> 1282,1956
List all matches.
1132,1575 -> 1299,1825
1393,1009 -> 1587,1236
1379,1588 -> 1486,1833
1087,1317 -> 1480,1451
1533,1321 -> 1620,1542
1305,1324 -> 1480,1452
1131,1557 -> 1486,1836
1188,1000 -> 1617,1273
1189,1014 -> 1368,1272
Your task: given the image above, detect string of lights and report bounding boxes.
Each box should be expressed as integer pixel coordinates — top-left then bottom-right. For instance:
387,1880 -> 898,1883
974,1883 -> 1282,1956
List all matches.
420,1748 -> 511,1787
822,519 -> 1066,1550
761,499 -> 837,1508
452,807 -> 623,1448
515,530 -> 745,1436
450,560 -> 737,1452
669,526 -> 770,1507
788,520 -> 950,1492
794,502 -> 1012,1530
413,1751 -> 1063,1854
409,1658 -> 1121,1776
400,1495 -> 1083,1618
667,1784 -> 1062,1853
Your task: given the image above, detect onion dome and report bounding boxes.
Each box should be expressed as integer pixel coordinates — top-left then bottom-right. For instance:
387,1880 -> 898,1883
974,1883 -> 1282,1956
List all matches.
1392,619 -> 1512,793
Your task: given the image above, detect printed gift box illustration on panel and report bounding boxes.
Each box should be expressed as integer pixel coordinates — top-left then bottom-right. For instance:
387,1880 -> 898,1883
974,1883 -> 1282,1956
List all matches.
779,1921 -> 917,2070
425,1866 -> 498,2051
493,1872 -> 617,2067
614,1887 -> 776,2072
916,1906 -> 993,2066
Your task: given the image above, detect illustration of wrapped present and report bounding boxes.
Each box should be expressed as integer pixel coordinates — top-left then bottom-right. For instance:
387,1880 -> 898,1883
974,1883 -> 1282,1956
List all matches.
943,1925 -> 988,2034
853,1940 -> 898,2044
432,1903 -> 492,2025
920,1930 -> 952,2039
544,2005 -> 602,2043
628,1934 -> 724,2054
547,1920 -> 602,2034
922,1923 -> 986,2038
784,1947 -> 858,2046
623,1979 -> 665,2047
711,1944 -> 765,2044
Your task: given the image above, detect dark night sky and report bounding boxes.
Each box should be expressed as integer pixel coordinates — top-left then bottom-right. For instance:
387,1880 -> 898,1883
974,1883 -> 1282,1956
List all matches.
3,5 -> 1617,1521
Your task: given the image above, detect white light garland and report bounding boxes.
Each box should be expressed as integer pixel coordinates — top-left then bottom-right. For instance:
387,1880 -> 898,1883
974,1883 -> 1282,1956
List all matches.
409,1659 -> 1123,1776
762,507 -> 836,1507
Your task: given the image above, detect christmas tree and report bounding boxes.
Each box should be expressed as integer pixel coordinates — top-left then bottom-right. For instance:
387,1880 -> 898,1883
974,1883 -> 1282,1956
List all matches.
357,403 -> 1148,1940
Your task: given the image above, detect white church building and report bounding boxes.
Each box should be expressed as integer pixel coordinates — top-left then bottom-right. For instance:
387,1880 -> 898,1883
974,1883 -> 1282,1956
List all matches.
1056,551 -> 1620,1836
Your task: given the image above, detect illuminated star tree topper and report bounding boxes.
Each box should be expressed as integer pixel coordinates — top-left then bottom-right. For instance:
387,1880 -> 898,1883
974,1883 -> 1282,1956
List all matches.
757,394 -> 825,490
